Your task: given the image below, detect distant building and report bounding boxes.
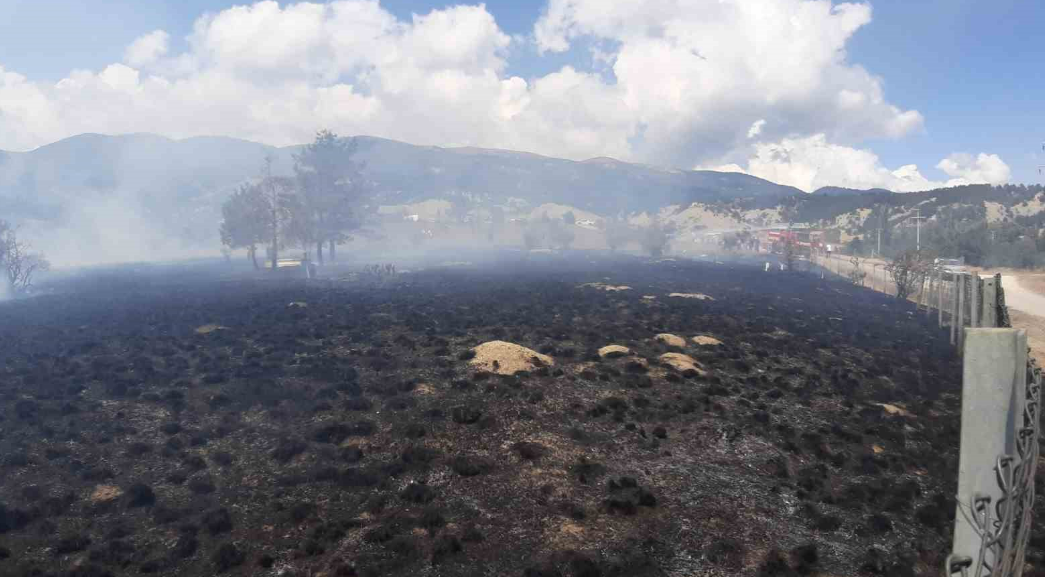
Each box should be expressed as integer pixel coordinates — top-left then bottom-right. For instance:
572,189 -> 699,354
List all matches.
404,214 -> 420,222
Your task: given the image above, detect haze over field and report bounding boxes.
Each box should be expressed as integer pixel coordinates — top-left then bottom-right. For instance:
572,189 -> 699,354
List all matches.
0,0 -> 1042,268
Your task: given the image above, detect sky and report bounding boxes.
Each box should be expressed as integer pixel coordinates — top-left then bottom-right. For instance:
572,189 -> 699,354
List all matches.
0,0 -> 1042,192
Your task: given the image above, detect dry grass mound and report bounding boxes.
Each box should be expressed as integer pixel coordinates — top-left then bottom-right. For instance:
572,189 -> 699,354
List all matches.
598,345 -> 630,358
470,341 -> 554,375
655,333 -> 687,348
659,352 -> 705,376
692,335 -> 723,346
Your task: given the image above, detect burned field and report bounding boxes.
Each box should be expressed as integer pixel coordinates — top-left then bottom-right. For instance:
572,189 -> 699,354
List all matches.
0,257 -> 1028,576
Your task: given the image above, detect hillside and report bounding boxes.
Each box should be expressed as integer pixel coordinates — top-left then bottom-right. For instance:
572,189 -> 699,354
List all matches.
2,132 -> 1043,267
0,133 -> 799,263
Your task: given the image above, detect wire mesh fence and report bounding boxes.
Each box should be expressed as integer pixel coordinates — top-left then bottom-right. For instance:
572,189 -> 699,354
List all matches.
944,288 -> 1041,577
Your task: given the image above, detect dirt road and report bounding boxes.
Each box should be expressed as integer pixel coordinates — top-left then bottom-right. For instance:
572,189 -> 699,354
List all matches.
1003,275 -> 1045,316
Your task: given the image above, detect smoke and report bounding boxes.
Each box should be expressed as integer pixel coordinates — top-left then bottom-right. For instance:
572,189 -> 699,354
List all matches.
20,191 -> 219,269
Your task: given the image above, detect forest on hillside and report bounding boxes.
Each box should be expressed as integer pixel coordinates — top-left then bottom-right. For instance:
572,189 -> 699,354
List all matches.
793,184 -> 1045,268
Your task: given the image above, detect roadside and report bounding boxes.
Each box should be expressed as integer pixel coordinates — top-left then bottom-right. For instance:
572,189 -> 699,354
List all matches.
816,253 -> 1045,365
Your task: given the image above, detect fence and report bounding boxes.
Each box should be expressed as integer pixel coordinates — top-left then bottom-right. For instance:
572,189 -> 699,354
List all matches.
799,255 -> 1039,575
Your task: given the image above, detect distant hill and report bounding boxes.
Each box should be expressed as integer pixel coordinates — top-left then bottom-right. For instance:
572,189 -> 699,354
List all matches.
0,132 -> 800,223
0,133 -> 800,262
2,132 -> 1041,267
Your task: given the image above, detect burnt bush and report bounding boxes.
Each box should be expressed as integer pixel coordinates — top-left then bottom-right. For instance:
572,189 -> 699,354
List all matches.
212,542 -> 245,572
271,437 -> 308,463
451,455 -> 492,477
54,534 -> 91,555
125,483 -> 156,508
400,483 -> 436,504
203,507 -> 233,535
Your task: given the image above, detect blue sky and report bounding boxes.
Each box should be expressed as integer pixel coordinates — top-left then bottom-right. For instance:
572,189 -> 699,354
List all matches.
1,0 -> 1042,190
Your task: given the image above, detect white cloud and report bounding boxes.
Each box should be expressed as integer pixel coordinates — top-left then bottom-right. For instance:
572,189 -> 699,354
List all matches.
936,153 -> 1011,186
0,0 -> 933,186
717,133 -> 1010,192
125,30 -> 170,67
747,119 -> 765,139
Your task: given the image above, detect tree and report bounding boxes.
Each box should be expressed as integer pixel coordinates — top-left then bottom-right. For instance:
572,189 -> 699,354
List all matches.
547,219 -> 575,250
782,233 -> 798,272
293,130 -> 368,264
261,173 -> 297,270
847,256 -> 867,285
522,222 -> 543,250
886,249 -> 932,300
0,221 -> 50,295
641,220 -> 673,257
605,219 -> 630,252
219,184 -> 268,269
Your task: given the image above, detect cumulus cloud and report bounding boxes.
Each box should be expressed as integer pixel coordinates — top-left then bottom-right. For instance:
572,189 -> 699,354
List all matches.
714,134 -> 1010,192
0,0 -> 934,184
125,30 -> 170,67
936,153 -> 1011,186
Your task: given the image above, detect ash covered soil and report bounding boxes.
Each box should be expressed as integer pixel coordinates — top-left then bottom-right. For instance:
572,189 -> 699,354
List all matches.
0,256 -> 1040,577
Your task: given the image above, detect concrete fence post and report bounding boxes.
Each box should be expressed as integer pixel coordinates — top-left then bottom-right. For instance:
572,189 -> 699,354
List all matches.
932,269 -> 940,319
939,271 -> 946,328
953,328 -> 1028,570
957,274 -> 966,350
970,274 -> 979,329
982,277 -> 998,328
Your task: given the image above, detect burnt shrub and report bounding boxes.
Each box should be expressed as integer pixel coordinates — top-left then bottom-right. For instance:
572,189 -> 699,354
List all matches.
187,477 -> 216,495
288,502 -> 316,523
152,506 -> 184,525
420,507 -> 446,531
400,483 -> 436,504
431,534 -> 463,565
54,534 -> 92,555
513,442 -> 546,461
451,455 -> 492,477
312,421 -> 375,443
125,483 -> 156,508
757,549 -> 793,576
344,397 -> 373,411
125,442 -> 152,457
339,467 -> 379,488
203,507 -> 233,535
867,513 -> 893,534
402,423 -> 426,438
211,451 -> 234,467
88,538 -> 135,566
790,543 -> 819,573
212,543 -> 245,572
271,438 -> 307,463
171,534 -> 198,560
341,446 -> 365,464
451,405 -> 482,424
705,537 -> 745,568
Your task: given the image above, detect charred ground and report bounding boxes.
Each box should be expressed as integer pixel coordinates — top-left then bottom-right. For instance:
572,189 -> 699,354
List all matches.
0,256 -> 1040,576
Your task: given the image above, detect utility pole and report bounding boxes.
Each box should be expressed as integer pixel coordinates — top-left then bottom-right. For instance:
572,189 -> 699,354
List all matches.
909,208 -> 926,252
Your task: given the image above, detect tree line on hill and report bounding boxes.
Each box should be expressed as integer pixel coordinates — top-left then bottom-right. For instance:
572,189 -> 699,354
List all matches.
756,183 -> 1045,269
219,130 -> 371,268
